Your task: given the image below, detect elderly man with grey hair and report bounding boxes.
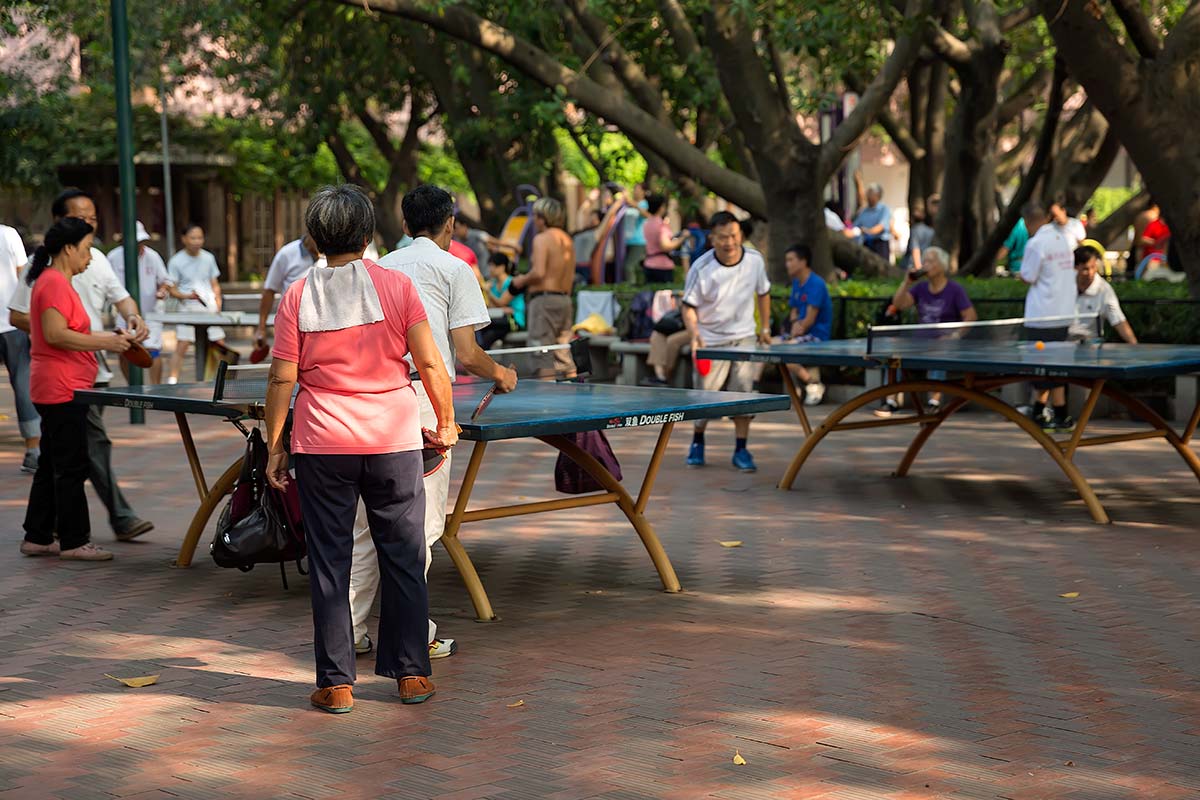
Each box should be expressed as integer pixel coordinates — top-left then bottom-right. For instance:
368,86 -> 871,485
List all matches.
853,182 -> 892,262
875,245 -> 977,416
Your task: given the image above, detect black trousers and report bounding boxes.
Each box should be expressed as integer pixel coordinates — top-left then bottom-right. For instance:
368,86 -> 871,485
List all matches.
24,402 -> 91,550
476,318 -> 511,351
294,451 -> 431,688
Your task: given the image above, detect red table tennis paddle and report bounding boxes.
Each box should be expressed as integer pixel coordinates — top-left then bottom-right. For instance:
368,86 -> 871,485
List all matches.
249,338 -> 271,364
115,329 -> 154,369
694,355 -> 712,377
421,425 -> 463,477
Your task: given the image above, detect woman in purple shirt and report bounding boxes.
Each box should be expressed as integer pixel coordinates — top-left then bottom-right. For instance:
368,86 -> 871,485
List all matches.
876,246 -> 977,414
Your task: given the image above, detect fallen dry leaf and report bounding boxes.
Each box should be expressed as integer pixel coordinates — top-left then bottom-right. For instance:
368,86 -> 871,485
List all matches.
507,700 -> 525,708
732,750 -> 747,765
1059,592 -> 1080,599
719,541 -> 743,548
105,674 -> 159,688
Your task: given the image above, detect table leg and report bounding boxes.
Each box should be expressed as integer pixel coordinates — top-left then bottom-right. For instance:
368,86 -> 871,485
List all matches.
777,364 -> 811,436
175,457 -> 243,567
439,441 -> 497,622
176,412 -> 209,500
1183,399 -> 1200,445
1062,379 -> 1105,461
194,326 -> 209,382
635,422 -> 674,515
540,432 -> 681,594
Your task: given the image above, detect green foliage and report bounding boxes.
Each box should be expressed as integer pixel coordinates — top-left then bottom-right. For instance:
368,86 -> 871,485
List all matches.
555,129 -> 648,188
1088,186 -> 1140,221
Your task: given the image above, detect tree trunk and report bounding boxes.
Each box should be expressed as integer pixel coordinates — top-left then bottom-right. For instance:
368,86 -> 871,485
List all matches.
922,59 -> 948,206
906,63 -> 930,211
933,43 -> 1005,265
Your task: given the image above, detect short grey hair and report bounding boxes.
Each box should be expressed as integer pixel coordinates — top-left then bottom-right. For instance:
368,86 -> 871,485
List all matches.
867,183 -> 884,197
305,184 -> 375,256
924,246 -> 949,269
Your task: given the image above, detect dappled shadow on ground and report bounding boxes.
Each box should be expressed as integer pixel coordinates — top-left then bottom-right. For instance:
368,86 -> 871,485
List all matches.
2,406 -> 1199,799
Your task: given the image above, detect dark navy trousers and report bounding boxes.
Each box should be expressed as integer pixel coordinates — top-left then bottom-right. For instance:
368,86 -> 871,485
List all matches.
294,451 -> 432,688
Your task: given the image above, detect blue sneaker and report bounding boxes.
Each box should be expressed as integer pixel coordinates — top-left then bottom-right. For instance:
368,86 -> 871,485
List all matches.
732,448 -> 757,473
686,441 -> 705,467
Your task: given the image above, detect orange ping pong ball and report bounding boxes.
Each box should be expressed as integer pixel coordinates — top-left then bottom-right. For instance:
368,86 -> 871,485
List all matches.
1035,341 -> 1045,350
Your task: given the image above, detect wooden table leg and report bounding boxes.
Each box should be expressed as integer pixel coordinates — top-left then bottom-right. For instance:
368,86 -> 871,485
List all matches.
778,364 -> 812,436
439,441 -> 497,622
176,412 -> 209,501
1062,379 -> 1105,461
174,458 -> 242,567
635,422 -> 674,515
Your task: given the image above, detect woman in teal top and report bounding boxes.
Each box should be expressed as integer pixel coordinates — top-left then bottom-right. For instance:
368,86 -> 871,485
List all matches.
478,252 -> 526,349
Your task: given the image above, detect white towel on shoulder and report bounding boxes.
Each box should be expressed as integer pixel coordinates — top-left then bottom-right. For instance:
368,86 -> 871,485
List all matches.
298,260 -> 384,333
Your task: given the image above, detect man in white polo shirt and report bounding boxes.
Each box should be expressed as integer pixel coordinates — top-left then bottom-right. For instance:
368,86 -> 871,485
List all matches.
8,188 -> 155,540
0,223 -> 40,472
254,234 -> 324,352
1019,201 -> 1077,432
347,184 -> 517,661
681,210 -> 772,472
1074,247 -> 1137,344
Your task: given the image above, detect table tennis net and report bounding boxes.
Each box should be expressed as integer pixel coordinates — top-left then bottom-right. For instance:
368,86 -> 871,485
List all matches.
866,314 -> 1103,355
211,341 -> 590,402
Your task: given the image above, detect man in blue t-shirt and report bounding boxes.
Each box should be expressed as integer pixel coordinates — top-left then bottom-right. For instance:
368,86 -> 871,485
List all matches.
780,243 -> 832,406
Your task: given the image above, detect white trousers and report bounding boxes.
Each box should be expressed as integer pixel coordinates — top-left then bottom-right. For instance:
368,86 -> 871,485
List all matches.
348,382 -> 451,643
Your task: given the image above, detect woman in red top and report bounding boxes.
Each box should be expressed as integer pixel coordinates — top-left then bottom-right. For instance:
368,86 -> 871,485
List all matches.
263,185 -> 457,714
22,218 -> 141,562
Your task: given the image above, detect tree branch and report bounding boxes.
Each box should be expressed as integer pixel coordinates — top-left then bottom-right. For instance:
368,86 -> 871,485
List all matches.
355,106 -> 398,164
819,0 -> 931,179
656,0 -> 702,58
844,71 -> 926,162
927,23 -> 973,66
348,0 -> 766,214
762,23 -> 794,117
560,0 -> 667,120
1000,3 -> 1038,32
961,59 -> 1065,276
1110,0 -> 1161,59
325,126 -> 371,190
995,64 -> 1049,127
565,123 -> 607,183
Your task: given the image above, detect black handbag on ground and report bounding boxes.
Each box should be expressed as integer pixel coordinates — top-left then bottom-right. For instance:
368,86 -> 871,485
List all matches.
211,428 -> 307,587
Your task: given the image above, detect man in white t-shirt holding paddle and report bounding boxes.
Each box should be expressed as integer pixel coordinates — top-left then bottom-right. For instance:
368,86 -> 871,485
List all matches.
1019,201 -> 1077,433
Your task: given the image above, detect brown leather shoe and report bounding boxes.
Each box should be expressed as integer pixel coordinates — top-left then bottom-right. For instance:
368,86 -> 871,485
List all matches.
310,684 -> 353,714
398,676 -> 436,704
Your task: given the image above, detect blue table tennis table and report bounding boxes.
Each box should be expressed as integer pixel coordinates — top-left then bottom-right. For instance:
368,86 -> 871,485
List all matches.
77,378 -> 789,620
698,338 -> 1200,523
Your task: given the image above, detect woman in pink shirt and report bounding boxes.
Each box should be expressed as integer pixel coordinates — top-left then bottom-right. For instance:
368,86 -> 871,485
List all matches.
641,194 -> 687,284
264,185 -> 457,714
22,218 -> 142,562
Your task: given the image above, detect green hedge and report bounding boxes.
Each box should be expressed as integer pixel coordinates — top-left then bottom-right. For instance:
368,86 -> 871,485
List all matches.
590,278 -> 1197,344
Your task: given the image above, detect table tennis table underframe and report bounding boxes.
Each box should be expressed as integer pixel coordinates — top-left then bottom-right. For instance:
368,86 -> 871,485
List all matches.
169,412 -> 682,621
773,365 -> 1200,524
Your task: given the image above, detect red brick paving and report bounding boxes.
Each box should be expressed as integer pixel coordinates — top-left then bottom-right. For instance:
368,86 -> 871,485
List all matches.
1,381 -> 1199,799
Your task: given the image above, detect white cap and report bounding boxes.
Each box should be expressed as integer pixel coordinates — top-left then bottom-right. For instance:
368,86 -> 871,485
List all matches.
135,221 -> 151,242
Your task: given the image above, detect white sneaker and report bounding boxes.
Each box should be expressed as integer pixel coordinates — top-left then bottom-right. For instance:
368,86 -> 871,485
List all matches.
429,638 -> 457,659
166,376 -> 178,385
803,382 -> 825,406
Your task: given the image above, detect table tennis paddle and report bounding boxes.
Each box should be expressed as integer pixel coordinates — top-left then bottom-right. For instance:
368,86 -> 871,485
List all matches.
421,425 -> 462,477
115,329 -> 154,369
250,338 -> 271,364
694,354 -> 712,377
471,386 -> 497,421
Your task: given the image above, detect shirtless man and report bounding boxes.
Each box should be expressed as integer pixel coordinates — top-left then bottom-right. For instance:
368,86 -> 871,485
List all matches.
512,197 -> 576,378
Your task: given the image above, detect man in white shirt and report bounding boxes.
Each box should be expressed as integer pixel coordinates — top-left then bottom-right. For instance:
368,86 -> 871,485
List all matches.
348,184 -> 517,661
8,189 -> 155,540
1019,201 -> 1077,432
1050,201 -> 1087,249
0,223 -> 40,472
107,220 -> 177,384
681,211 -> 772,472
1074,247 -> 1136,344
254,234 -> 324,351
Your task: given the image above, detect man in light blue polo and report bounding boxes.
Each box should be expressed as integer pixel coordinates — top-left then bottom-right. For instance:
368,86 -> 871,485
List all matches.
853,183 -> 892,262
